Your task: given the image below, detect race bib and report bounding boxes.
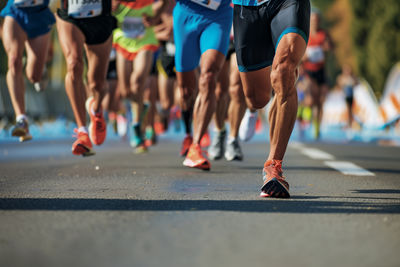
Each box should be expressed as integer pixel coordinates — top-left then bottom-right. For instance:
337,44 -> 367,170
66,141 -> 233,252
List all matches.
122,17 -> 146,39
190,0 -> 221,10
306,46 -> 325,63
14,0 -> 44,8
68,0 -> 102,19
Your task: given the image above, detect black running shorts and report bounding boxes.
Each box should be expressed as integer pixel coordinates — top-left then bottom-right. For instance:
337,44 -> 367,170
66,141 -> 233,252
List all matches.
233,0 -> 310,72
57,10 -> 116,45
157,42 -> 176,78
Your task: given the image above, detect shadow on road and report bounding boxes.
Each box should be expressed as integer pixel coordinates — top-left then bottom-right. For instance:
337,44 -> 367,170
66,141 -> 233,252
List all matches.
0,198 -> 399,214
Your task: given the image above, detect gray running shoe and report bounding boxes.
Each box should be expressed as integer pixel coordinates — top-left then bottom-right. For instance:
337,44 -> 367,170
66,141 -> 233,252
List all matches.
208,129 -> 226,160
225,139 -> 243,161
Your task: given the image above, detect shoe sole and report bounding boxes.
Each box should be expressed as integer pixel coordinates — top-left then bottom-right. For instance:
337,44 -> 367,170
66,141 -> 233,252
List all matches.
225,153 -> 243,162
73,143 -> 96,157
260,178 -> 290,198
135,146 -> 148,154
183,159 -> 210,171
19,134 -> 32,142
12,128 -> 27,137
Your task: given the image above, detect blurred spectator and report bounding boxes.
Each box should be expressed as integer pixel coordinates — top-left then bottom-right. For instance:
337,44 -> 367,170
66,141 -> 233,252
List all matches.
337,64 -> 358,128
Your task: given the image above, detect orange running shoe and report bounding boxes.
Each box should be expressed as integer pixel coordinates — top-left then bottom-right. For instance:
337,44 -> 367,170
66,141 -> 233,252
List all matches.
86,96 -> 106,145
260,159 -> 290,198
180,134 -> 193,157
183,143 -> 210,171
72,129 -> 95,157
200,131 -> 210,147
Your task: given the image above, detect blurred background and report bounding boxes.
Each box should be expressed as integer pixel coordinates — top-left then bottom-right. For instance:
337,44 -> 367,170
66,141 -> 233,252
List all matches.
0,0 -> 399,144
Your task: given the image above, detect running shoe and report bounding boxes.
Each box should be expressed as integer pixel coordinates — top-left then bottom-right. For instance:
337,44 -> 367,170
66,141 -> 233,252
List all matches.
224,139 -> 243,161
72,129 -> 95,157
86,96 -> 106,145
200,131 -> 210,147
208,129 -> 226,160
117,114 -> 128,138
11,118 -> 32,142
180,134 -> 193,157
183,143 -> 210,171
145,127 -> 157,147
260,159 -> 290,198
239,109 -> 258,142
108,112 -> 118,135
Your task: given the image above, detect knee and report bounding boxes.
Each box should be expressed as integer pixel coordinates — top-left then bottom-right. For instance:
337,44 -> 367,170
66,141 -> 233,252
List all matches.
199,71 -> 217,98
7,54 -> 23,75
215,85 -> 227,102
229,84 -> 244,104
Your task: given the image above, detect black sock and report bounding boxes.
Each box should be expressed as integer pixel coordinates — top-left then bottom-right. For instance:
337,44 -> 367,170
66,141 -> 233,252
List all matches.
182,108 -> 192,135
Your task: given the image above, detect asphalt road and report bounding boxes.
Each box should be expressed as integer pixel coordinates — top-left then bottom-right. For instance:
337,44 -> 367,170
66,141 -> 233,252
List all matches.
0,137 -> 399,267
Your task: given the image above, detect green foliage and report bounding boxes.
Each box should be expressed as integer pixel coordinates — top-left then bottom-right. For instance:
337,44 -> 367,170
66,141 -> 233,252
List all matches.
349,0 -> 400,97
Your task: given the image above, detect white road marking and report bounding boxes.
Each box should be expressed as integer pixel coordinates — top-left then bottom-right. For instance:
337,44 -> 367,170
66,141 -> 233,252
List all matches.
324,161 -> 375,176
299,147 -> 335,160
291,142 -> 375,176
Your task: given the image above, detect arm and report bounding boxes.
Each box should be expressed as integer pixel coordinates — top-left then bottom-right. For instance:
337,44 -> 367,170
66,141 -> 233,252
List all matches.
143,0 -> 170,27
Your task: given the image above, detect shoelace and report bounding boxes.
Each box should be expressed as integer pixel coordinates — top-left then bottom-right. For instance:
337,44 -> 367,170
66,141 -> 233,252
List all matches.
265,160 -> 283,178
72,128 -> 86,139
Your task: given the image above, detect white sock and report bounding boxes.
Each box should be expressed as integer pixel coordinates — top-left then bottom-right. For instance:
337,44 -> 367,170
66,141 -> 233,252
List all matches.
16,114 -> 27,122
78,126 -> 88,134
227,135 -> 237,144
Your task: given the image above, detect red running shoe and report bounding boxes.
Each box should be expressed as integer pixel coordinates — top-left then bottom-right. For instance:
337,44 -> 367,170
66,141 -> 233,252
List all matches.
180,134 -> 193,157
183,143 -> 210,171
72,129 -> 95,157
260,159 -> 290,198
86,96 -> 106,145
200,131 -> 210,147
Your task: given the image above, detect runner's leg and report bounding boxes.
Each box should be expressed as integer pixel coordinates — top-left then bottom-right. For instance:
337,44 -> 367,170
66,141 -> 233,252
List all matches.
55,15 -> 86,128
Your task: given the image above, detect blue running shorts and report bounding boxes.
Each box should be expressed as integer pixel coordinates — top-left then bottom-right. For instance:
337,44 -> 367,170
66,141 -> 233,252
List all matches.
0,0 -> 55,39
173,0 -> 233,72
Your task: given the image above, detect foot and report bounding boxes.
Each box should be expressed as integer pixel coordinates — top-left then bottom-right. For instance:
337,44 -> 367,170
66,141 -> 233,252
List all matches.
208,129 -> 226,160
183,143 -> 210,171
72,129 -> 95,157
86,96 -> 106,145
239,109 -> 258,142
224,138 -> 243,161
260,159 -> 290,198
11,118 -> 32,142
180,134 -> 193,157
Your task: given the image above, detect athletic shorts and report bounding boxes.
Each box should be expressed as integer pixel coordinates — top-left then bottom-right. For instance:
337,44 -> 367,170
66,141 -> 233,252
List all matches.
150,49 -> 160,76
233,0 -> 310,72
0,5 -> 55,39
306,68 -> 326,86
157,42 -> 176,78
226,40 -> 236,60
107,59 -> 117,80
173,1 -> 233,72
57,9 -> 116,45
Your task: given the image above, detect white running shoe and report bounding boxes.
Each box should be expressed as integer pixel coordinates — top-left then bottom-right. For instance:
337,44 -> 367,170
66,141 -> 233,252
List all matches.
239,109 -> 258,142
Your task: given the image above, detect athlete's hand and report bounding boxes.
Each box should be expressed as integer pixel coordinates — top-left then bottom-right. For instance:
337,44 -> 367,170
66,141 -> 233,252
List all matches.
112,0 -> 120,12
142,14 -> 160,27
